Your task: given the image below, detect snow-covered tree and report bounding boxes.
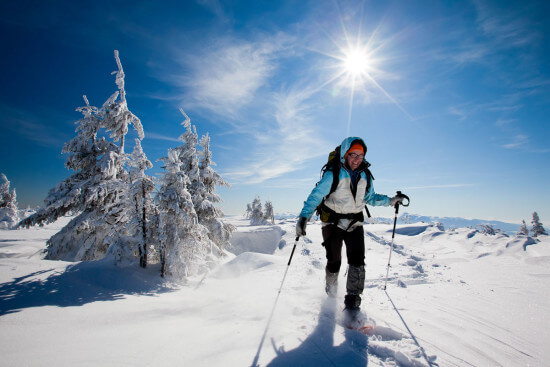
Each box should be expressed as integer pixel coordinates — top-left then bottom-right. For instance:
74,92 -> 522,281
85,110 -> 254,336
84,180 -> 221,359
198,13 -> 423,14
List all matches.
156,149 -> 215,278
517,220 -> 530,236
197,132 -> 234,250
102,50 -> 144,153
264,200 -> 274,224
249,197 -> 265,225
245,203 -> 252,219
531,212 -> 547,237
476,224 -> 496,235
0,174 -> 19,229
154,110 -> 232,279
111,139 -> 155,267
245,197 -> 274,225
19,51 -> 143,261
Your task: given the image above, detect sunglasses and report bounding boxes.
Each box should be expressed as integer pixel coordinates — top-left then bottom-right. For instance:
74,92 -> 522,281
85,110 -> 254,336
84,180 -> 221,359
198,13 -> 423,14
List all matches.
348,153 -> 364,160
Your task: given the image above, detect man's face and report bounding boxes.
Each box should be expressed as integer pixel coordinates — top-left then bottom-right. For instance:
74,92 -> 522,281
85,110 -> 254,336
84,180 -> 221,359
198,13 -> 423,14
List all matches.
345,150 -> 364,171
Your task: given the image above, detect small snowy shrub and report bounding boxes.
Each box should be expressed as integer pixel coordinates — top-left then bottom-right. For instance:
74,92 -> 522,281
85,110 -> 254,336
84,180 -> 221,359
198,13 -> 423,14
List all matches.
531,212 -> 547,237
0,174 -> 19,229
517,220 -> 530,236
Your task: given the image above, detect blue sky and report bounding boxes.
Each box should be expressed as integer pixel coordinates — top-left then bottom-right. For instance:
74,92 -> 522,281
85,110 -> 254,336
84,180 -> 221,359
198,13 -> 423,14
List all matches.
0,0 -> 548,224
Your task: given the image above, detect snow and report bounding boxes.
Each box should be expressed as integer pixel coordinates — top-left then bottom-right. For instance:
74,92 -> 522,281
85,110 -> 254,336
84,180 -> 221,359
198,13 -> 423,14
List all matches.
1,216 -> 549,366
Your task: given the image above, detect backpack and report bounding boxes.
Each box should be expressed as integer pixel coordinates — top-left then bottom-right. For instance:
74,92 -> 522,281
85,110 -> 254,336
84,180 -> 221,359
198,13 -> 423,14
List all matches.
315,145 -> 374,223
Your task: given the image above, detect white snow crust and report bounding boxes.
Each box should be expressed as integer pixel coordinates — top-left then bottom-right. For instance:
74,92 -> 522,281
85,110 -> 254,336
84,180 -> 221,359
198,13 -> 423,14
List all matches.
1,216 -> 549,366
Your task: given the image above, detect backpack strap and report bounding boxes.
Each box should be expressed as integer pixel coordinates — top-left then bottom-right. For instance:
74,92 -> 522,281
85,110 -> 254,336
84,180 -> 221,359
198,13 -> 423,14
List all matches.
316,164 -> 374,221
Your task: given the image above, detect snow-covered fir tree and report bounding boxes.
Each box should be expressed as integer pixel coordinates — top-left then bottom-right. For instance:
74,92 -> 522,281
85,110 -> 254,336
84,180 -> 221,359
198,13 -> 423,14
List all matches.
170,110 -> 233,253
0,174 -> 19,229
517,220 -> 530,236
107,139 -> 155,267
245,197 -> 275,225
531,212 -> 547,237
197,132 -> 234,250
102,50 -> 144,153
263,200 -> 274,224
156,149 -> 215,278
249,197 -> 265,225
175,110 -> 203,207
19,51 -> 144,261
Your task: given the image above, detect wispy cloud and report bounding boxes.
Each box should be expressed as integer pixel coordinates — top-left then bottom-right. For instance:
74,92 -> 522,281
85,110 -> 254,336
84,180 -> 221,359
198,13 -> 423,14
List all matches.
447,91 -> 527,122
494,118 -> 516,127
473,0 -> 539,50
171,35 -> 291,119
404,183 -> 476,190
0,104 -> 69,149
431,1 -> 540,76
222,86 -> 330,184
195,0 -> 231,24
502,134 -> 528,149
144,132 -> 181,142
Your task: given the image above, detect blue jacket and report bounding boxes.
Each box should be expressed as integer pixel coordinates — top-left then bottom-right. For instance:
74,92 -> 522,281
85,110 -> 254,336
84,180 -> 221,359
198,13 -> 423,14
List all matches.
299,137 -> 390,219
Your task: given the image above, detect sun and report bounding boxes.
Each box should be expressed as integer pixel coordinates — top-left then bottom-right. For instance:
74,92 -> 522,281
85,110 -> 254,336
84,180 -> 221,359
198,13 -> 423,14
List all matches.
342,47 -> 371,78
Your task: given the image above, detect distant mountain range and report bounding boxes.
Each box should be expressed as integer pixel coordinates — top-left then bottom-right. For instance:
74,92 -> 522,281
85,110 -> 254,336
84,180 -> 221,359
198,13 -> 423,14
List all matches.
275,212 -> 521,234
398,213 -> 520,234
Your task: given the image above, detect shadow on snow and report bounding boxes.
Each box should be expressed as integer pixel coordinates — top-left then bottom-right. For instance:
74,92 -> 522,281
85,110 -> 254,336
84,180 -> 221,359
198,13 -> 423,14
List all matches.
0,260 -> 173,316
263,297 -> 369,367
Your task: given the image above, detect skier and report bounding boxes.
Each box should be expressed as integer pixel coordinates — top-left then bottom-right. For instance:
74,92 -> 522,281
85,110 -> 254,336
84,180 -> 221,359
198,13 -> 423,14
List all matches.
296,137 -> 406,314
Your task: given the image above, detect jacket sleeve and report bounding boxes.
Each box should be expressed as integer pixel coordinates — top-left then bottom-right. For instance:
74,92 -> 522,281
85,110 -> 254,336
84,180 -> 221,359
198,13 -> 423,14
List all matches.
364,177 -> 391,207
299,171 -> 334,219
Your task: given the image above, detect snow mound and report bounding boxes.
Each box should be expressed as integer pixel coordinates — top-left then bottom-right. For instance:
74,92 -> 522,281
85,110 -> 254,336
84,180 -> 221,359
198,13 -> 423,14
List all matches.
393,224 -> 433,236
228,226 -> 284,255
504,236 -> 538,253
211,252 -> 280,278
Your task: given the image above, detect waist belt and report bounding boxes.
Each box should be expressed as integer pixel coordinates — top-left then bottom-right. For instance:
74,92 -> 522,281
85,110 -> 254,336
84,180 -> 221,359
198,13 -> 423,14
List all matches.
318,202 -> 364,226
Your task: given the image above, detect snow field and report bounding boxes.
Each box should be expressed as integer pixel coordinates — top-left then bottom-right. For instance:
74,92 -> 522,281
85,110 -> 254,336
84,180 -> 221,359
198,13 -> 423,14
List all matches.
1,217 -> 549,366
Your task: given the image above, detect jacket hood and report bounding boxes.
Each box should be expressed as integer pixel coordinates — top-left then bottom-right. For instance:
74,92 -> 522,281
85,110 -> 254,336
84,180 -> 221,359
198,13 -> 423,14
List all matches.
339,137 -> 367,164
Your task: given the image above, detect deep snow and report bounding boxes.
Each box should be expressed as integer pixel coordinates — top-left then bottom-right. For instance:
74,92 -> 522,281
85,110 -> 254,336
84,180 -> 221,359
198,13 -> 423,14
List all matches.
1,216 -> 549,366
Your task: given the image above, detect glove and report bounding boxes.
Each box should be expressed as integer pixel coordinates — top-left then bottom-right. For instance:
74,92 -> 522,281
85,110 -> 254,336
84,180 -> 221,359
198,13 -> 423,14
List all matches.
389,196 -> 402,206
390,192 -> 408,207
296,217 -> 308,237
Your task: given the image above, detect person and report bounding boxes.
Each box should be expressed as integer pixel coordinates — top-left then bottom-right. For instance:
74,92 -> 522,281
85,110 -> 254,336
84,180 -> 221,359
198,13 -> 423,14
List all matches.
296,136 -> 405,313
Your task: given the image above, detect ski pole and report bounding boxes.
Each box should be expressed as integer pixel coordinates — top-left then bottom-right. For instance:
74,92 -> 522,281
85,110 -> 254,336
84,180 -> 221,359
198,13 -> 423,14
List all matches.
251,236 -> 300,367
383,191 -> 409,290
277,236 -> 299,294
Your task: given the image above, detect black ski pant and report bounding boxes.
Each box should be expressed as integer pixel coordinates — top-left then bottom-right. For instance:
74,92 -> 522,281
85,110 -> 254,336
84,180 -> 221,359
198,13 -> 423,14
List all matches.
322,224 -> 365,274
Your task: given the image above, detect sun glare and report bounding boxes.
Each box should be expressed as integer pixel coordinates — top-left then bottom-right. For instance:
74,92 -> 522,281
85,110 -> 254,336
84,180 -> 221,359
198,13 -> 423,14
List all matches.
311,15 -> 413,134
343,48 -> 370,77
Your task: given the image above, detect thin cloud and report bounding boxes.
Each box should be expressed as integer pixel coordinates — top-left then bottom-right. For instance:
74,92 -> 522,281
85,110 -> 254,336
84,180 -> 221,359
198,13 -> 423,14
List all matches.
195,0 -> 231,24
501,134 -> 550,153
473,0 -> 539,50
495,118 -> 516,127
173,36 -> 289,118
222,87 -> 330,184
144,132 -> 181,143
404,184 -> 476,190
502,134 -> 528,149
0,104 -> 69,149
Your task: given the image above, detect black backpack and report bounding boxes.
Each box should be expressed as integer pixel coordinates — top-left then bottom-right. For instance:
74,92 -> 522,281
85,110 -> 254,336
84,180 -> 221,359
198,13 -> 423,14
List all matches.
315,145 -> 374,223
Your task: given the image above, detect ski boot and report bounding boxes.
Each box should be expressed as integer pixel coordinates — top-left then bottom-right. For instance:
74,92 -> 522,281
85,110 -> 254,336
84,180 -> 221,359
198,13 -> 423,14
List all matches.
325,269 -> 338,298
343,294 -> 363,329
